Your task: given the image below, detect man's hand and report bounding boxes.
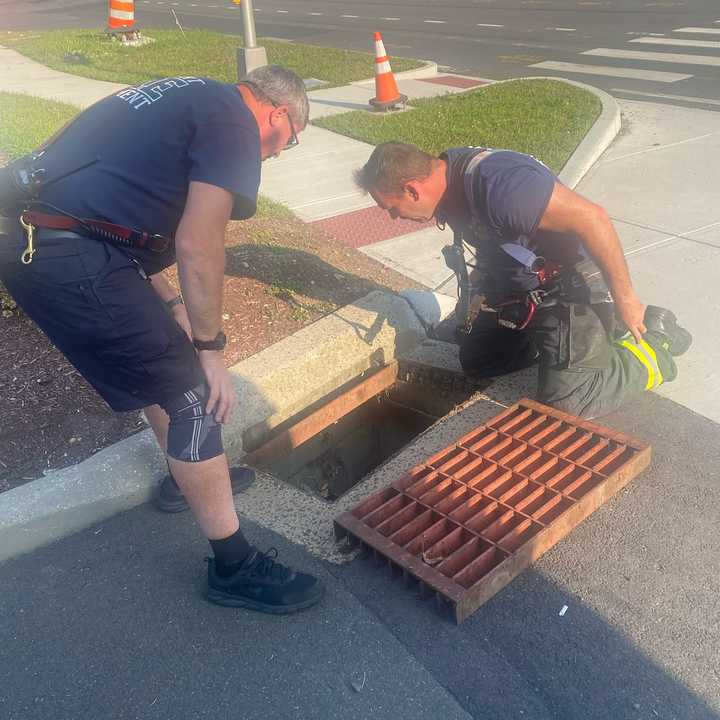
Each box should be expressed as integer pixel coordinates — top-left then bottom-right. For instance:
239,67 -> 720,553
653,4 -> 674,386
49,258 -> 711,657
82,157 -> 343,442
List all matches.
615,293 -> 647,344
198,350 -> 235,424
171,303 -> 193,340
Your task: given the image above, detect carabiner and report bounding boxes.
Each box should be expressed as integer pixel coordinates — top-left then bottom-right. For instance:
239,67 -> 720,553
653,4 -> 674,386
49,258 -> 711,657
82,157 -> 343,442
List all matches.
19,214 -> 36,265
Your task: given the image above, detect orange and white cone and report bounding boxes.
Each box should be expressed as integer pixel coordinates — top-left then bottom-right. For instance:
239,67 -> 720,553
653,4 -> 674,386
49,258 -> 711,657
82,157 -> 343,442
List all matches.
369,32 -> 407,111
108,0 -> 135,31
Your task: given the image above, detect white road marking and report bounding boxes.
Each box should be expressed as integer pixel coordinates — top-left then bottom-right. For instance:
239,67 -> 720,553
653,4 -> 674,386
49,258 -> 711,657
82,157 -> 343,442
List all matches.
630,37 -> 720,48
673,27 -> 720,35
530,60 -> 692,82
610,88 -> 720,106
382,18 -> 400,22
626,32 -> 666,36
584,47 -> 720,66
341,14 -> 359,18
276,9 -> 288,12
550,27 -> 577,32
424,19 -> 446,24
308,12 -> 323,15
477,23 -> 504,28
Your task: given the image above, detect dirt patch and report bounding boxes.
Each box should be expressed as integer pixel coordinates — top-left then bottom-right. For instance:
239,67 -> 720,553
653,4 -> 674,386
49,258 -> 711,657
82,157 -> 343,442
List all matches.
0,213 -> 419,494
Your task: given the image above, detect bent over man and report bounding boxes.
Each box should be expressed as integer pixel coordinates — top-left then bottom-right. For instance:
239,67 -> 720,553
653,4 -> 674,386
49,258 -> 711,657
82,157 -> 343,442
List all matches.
355,142 -> 691,419
0,66 -> 323,614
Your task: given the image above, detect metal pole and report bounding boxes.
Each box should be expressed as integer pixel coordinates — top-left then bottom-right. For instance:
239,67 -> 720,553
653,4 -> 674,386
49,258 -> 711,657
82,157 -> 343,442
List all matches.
236,0 -> 267,79
240,0 -> 257,48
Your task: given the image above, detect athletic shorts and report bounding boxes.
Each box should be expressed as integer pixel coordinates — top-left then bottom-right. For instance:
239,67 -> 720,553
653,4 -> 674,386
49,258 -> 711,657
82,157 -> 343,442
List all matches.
0,230 -> 205,411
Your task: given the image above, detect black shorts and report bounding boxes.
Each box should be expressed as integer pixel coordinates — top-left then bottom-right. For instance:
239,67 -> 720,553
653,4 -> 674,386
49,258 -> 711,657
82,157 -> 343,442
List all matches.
0,231 -> 204,411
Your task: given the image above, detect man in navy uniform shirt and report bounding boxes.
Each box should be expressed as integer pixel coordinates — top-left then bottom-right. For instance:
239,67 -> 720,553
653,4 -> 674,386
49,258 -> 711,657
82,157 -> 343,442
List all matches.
0,66 -> 324,614
355,142 -> 691,419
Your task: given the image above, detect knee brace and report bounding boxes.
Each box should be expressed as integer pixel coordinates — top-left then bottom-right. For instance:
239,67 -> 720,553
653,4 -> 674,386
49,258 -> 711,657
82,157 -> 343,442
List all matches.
163,384 -> 223,462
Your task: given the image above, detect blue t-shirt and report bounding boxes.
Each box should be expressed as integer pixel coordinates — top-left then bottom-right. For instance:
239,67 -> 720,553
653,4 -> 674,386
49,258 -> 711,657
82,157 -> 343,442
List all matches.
39,77 -> 261,273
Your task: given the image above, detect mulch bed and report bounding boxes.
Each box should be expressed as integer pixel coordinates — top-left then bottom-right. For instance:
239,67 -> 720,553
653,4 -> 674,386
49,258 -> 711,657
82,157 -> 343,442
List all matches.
0,213 -> 418,494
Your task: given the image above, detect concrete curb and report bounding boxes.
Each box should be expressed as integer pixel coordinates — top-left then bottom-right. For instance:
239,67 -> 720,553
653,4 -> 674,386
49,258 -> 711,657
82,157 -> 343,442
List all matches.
513,76 -> 621,188
0,290 -> 454,564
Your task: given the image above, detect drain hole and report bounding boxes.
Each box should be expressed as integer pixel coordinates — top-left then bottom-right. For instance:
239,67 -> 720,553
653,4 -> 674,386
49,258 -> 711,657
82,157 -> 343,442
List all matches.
247,363 -> 475,501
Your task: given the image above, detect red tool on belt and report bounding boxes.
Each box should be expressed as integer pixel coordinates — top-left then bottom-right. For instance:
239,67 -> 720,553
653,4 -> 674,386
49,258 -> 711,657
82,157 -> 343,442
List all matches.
18,210 -> 172,265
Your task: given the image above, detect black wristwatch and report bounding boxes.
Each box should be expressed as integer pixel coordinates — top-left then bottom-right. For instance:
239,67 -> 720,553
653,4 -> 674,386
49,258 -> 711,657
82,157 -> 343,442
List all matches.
193,331 -> 226,352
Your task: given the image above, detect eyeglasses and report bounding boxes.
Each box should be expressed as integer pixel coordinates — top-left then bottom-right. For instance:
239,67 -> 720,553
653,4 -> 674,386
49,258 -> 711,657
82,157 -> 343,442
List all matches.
239,81 -> 300,153
284,113 -> 299,151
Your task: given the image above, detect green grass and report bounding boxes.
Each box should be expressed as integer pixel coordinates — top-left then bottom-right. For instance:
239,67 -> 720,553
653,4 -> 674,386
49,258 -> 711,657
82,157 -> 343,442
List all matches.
1,29 -> 422,89
314,79 -> 602,174
0,92 -> 78,160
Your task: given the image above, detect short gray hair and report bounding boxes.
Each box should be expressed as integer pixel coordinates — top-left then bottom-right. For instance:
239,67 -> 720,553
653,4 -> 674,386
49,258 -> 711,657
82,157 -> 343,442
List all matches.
354,142 -> 435,195
242,65 -> 309,128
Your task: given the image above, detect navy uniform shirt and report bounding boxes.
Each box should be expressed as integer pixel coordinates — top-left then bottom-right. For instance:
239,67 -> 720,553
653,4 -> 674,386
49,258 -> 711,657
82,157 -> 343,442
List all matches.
38,77 -> 261,273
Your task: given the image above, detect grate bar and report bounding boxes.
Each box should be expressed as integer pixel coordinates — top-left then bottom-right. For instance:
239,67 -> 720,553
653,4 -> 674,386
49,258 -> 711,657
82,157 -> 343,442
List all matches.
334,399 -> 650,623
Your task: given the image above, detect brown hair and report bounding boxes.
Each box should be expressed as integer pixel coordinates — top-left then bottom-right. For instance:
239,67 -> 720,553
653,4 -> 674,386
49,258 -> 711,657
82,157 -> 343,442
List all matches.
353,142 -> 435,195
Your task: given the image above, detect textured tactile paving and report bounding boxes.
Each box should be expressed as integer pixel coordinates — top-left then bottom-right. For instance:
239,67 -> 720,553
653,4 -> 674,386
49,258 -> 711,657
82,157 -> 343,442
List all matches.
334,399 -> 650,623
311,205 -> 434,248
419,75 -> 492,89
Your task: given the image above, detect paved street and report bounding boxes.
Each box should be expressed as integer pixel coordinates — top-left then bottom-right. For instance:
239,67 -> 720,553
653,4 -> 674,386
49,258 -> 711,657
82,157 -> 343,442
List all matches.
4,0 -> 720,110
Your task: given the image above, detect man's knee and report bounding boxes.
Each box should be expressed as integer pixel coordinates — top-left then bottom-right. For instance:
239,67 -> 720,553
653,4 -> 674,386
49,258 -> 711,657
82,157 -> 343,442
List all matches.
162,384 -> 224,462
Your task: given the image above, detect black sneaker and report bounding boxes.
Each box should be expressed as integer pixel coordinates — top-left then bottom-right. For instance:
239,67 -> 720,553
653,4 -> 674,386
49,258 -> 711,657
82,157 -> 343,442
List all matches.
206,548 -> 325,614
155,465 -> 256,514
644,306 -> 693,357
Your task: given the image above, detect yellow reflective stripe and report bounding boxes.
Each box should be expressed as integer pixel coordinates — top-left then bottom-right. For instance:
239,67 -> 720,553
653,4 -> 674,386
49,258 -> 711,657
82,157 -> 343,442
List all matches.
639,339 -> 663,387
618,339 -> 663,390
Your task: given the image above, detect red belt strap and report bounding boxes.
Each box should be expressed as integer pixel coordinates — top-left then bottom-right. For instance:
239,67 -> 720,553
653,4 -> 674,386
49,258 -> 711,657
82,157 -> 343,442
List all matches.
21,211 -> 172,254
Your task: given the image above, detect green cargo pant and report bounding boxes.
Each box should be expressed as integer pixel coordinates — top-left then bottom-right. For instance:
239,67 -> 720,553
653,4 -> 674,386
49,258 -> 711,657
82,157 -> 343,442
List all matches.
459,302 -> 677,419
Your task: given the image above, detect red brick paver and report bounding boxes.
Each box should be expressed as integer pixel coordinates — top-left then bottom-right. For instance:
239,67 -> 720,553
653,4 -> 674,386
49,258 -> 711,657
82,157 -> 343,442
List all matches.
312,205 -> 434,248
419,75 -> 491,89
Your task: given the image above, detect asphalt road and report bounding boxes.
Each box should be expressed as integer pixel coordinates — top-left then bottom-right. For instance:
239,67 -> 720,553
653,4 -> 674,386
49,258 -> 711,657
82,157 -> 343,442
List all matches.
3,0 -> 720,110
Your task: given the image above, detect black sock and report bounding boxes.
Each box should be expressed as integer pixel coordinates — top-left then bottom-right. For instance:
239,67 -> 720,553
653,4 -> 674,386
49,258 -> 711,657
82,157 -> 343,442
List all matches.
209,526 -> 252,577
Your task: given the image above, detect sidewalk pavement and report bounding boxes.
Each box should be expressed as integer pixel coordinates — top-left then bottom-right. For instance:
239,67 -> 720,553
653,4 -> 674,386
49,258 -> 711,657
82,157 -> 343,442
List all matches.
2,45 -> 720,719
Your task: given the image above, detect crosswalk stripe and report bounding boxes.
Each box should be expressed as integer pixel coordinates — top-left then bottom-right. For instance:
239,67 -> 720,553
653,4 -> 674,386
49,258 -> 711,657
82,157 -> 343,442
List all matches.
583,47 -> 720,67
673,27 -> 720,35
529,61 -> 692,82
611,88 -> 720,106
630,37 -> 720,49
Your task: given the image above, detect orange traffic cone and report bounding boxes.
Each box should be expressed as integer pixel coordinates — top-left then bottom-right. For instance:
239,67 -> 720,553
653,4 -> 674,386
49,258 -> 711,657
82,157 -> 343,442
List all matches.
369,32 -> 408,112
108,0 -> 135,31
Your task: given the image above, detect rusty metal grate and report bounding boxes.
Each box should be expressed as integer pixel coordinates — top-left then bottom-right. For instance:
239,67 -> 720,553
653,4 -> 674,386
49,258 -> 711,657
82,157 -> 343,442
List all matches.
334,398 -> 651,623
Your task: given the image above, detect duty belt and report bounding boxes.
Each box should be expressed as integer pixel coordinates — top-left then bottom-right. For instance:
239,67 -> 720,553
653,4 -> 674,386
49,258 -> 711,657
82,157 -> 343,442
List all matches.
18,210 -> 172,265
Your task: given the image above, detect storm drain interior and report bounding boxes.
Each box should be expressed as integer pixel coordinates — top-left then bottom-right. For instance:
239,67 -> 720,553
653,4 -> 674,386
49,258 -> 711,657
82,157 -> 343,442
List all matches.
334,399 -> 651,623
246,361 -> 476,501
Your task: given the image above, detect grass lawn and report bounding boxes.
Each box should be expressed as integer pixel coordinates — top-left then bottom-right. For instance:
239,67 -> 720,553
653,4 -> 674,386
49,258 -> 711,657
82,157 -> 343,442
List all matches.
0,92 -> 78,160
314,79 -> 602,174
1,29 -> 422,89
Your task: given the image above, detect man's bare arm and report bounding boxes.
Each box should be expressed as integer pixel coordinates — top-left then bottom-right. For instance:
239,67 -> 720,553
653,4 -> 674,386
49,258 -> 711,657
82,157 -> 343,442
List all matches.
175,181 -> 233,341
538,182 -> 647,342
175,180 -> 236,422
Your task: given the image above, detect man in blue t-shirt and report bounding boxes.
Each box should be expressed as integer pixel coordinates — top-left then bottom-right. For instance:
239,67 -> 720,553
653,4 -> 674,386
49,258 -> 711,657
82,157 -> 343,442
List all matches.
355,142 -> 692,419
0,66 -> 324,614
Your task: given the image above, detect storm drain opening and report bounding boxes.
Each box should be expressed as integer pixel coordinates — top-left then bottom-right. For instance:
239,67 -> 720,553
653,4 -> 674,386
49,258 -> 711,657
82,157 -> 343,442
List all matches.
334,399 -> 651,624
244,360 -> 477,501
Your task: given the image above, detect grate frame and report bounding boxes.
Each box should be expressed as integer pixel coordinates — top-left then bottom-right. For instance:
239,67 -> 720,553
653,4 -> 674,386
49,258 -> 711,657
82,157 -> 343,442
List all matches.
334,398 -> 651,623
